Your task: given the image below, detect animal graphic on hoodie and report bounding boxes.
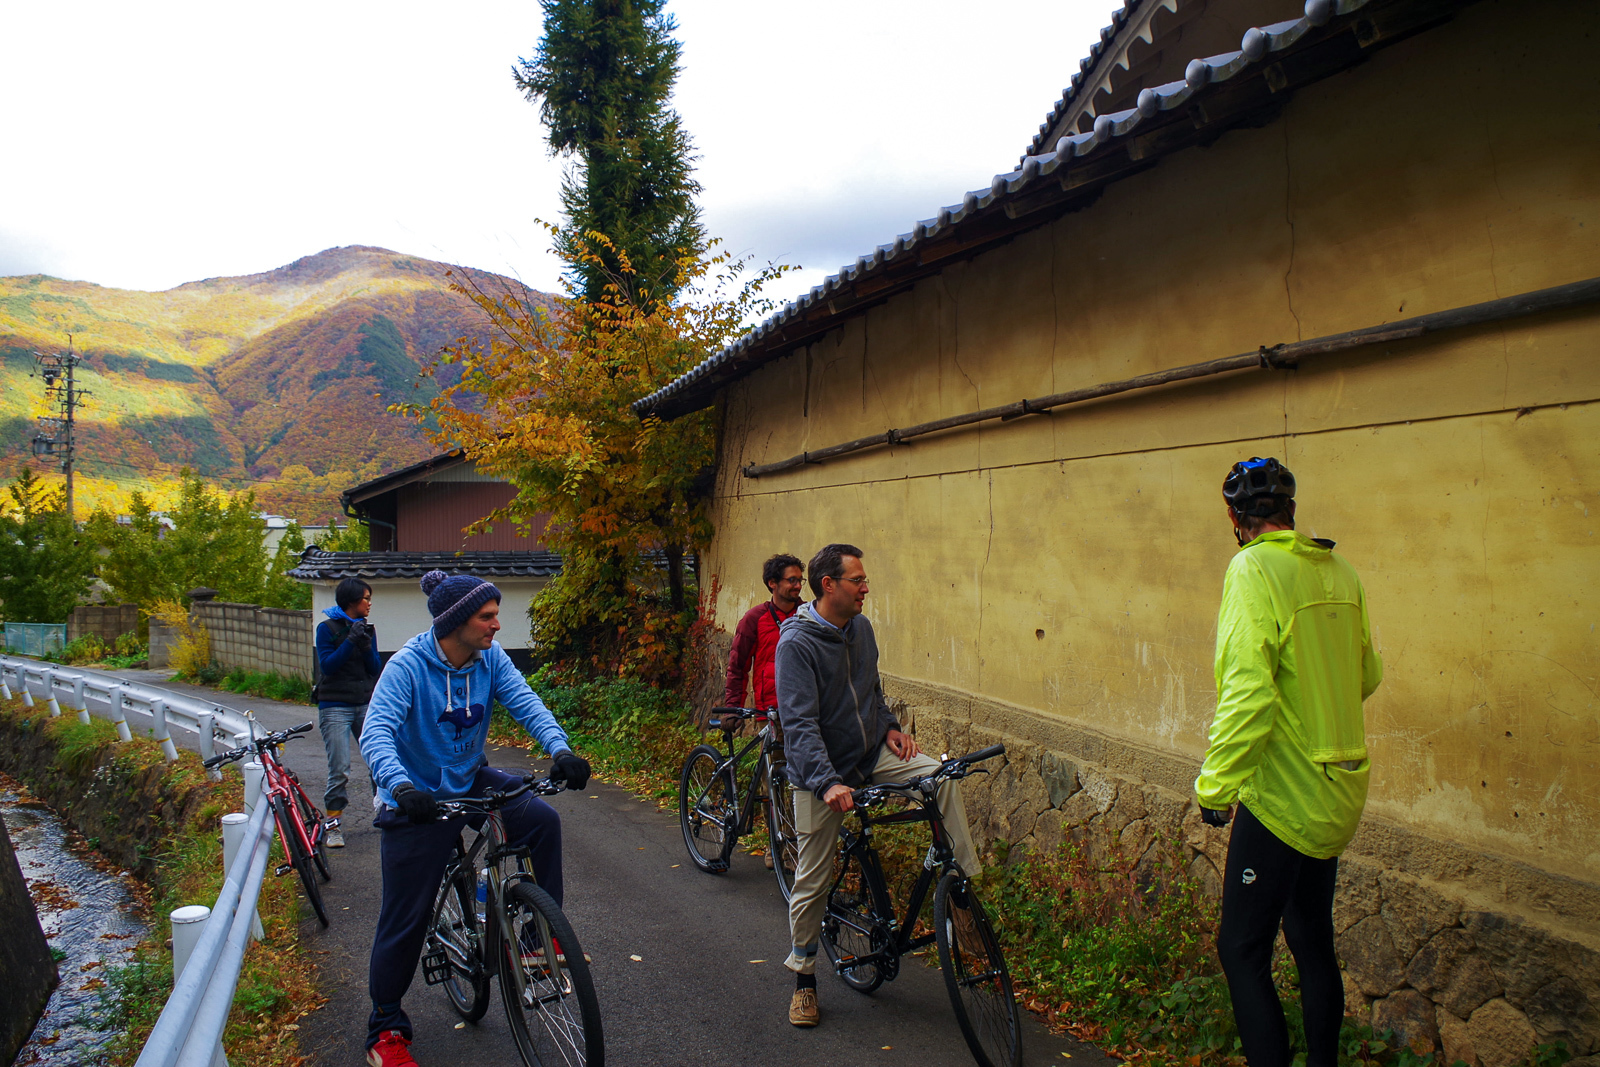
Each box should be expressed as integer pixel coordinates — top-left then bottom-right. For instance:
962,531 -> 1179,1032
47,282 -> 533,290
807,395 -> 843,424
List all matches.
440,680 -> 486,741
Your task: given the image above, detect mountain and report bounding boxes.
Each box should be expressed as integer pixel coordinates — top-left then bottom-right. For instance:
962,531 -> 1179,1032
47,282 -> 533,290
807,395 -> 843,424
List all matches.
0,247 -> 551,520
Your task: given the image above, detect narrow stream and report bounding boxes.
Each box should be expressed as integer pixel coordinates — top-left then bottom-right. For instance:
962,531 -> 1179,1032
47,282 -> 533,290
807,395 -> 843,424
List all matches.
3,772 -> 151,1067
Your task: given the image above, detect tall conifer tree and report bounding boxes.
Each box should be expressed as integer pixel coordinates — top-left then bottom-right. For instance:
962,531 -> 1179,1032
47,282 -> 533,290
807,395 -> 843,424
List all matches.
516,0 -> 705,306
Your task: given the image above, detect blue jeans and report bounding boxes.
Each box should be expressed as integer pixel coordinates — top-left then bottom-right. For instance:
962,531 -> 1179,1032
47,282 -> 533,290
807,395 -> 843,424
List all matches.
317,703 -> 367,813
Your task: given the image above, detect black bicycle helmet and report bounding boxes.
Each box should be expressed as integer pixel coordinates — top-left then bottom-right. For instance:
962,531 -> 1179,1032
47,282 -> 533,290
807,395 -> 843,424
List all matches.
1223,457 -> 1295,516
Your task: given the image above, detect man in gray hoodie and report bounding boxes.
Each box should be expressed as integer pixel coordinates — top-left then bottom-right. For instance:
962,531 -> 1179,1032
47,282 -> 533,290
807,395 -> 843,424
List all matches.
774,543 -> 980,1028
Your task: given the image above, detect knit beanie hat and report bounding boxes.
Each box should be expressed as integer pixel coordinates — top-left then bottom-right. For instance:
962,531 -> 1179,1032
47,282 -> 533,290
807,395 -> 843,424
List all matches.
420,570 -> 502,639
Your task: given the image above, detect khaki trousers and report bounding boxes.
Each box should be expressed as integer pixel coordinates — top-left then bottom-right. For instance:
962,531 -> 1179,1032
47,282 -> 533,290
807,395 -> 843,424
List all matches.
784,746 -> 980,974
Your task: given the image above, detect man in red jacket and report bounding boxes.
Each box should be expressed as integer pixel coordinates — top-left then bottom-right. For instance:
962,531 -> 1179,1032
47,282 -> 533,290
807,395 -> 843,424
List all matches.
725,553 -> 805,712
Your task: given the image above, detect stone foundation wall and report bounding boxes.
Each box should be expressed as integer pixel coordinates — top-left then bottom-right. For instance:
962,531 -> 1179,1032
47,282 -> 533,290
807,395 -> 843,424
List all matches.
190,601 -> 313,681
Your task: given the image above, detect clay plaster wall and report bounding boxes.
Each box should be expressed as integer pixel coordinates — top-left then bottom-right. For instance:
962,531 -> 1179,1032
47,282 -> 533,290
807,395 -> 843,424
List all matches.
704,3 -> 1598,1060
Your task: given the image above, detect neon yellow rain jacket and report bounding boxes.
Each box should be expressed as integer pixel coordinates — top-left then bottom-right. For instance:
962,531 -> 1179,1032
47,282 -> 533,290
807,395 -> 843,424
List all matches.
1195,530 -> 1382,859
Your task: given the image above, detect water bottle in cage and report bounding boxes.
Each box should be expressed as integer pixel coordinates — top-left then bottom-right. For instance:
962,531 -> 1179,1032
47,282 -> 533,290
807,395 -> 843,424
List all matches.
476,868 -> 488,922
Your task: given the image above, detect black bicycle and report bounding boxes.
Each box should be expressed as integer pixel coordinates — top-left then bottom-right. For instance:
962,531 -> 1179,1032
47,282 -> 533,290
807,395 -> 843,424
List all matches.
821,743 -> 1021,1067
420,774 -> 603,1067
678,706 -> 800,898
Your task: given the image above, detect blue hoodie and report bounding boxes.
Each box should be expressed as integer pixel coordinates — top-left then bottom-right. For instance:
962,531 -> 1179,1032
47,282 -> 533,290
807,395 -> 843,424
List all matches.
360,630 -> 571,807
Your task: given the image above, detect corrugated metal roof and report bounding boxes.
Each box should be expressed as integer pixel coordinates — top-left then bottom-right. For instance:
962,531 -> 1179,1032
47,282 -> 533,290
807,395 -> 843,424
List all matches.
288,547 -> 563,581
634,0 -> 1462,422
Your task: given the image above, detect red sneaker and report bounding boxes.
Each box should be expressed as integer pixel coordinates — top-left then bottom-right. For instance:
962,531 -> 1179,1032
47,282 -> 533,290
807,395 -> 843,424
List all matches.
366,1031 -> 416,1066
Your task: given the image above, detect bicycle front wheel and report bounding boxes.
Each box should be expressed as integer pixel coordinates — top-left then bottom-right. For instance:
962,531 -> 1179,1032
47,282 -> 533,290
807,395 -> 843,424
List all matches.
933,873 -> 1020,1067
499,881 -> 603,1067
291,781 -> 331,882
429,867 -> 490,1021
271,795 -> 328,928
764,763 -> 799,901
678,745 -> 736,873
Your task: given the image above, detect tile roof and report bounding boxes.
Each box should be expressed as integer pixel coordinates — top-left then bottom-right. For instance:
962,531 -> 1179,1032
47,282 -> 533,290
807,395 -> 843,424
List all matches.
1020,0 -> 1144,163
634,0 -> 1463,422
288,547 -> 563,582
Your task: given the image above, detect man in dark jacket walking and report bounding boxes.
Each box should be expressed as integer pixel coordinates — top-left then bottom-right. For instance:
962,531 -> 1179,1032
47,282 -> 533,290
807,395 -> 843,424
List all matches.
315,577 -> 382,847
774,543 -> 979,1028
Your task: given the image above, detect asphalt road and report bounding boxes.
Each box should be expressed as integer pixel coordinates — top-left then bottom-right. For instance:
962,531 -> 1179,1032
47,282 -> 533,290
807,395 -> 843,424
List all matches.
79,666 -> 1115,1067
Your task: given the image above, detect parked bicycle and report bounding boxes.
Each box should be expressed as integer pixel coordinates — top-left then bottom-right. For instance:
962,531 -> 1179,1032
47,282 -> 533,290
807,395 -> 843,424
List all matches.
420,773 -> 603,1067
678,706 -> 800,898
203,720 -> 331,927
821,743 -> 1021,1067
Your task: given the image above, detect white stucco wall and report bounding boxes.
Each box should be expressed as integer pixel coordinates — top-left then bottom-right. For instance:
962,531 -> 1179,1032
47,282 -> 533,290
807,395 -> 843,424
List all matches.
308,577 -> 546,653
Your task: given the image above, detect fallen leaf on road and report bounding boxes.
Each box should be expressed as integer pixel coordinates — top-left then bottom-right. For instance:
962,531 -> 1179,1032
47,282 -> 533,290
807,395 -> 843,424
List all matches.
283,1024 -> 299,1031
882,1046 -> 892,1050
670,864 -> 680,868
629,954 -> 642,961
749,960 -> 766,964
636,847 -> 645,851
455,1022 -> 465,1030
589,795 -> 598,799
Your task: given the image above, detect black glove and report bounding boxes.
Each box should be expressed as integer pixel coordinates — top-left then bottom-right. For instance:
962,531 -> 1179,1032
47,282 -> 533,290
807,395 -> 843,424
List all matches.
393,782 -> 439,824
1201,806 -> 1232,828
347,618 -> 372,650
551,751 -> 591,790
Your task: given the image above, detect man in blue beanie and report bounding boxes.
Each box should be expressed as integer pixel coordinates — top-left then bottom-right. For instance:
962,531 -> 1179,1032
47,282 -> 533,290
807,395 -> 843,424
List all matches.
360,570 -> 591,1067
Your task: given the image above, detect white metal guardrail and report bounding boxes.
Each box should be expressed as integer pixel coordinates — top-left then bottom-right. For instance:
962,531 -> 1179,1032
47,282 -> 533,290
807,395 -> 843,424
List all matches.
0,655 -> 253,772
134,795 -> 273,1067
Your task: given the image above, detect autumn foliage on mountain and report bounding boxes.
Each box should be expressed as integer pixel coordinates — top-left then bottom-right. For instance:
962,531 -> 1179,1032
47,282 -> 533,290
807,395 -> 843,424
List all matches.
0,246 -> 551,519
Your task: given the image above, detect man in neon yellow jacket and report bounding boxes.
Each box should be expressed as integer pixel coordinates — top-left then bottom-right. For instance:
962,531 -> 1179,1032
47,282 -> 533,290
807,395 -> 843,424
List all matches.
1196,457 -> 1382,1067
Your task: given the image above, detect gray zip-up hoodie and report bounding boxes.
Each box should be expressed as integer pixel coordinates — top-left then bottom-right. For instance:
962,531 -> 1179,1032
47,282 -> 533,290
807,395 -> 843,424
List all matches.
774,602 -> 900,800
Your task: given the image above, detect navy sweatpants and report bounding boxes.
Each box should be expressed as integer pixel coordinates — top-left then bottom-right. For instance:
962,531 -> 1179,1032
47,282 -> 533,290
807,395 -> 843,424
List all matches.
366,765 -> 563,1048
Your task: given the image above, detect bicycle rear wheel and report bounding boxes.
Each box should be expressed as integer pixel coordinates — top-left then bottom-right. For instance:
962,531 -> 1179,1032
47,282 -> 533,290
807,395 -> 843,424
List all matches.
764,762 -> 799,901
933,873 -> 1020,1067
429,866 -> 490,1021
678,745 -> 736,873
499,881 -> 603,1067
821,851 -> 887,993
271,795 -> 328,928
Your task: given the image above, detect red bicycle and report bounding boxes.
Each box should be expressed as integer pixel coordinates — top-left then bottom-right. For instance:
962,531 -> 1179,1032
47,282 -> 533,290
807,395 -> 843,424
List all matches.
204,721 -> 332,926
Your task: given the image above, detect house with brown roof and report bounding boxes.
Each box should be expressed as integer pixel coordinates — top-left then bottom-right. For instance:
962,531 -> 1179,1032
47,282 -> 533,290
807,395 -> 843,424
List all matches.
290,451 -> 557,664
638,0 -> 1599,1059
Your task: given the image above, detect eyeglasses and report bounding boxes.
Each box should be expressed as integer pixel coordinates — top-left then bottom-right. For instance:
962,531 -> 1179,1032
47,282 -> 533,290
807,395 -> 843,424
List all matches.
834,576 -> 869,586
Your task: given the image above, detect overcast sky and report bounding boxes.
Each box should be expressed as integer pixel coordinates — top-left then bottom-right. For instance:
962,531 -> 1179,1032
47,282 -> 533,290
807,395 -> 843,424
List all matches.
2,0 -> 1115,300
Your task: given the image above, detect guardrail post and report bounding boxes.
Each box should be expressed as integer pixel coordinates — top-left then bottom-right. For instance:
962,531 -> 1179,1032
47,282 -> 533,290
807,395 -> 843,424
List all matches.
72,676 -> 87,714
109,684 -> 133,742
220,814 -> 265,941
242,762 -> 264,814
198,712 -> 218,780
152,698 -> 179,761
20,670 -> 34,707
0,669 -> 10,700
169,905 -> 229,1067
44,669 -> 62,716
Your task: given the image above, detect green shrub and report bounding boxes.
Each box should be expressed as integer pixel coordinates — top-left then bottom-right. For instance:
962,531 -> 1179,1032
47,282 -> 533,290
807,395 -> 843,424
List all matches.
218,667 -> 313,705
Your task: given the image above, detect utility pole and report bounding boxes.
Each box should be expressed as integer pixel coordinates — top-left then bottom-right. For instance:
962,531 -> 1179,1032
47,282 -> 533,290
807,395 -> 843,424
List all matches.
31,336 -> 90,520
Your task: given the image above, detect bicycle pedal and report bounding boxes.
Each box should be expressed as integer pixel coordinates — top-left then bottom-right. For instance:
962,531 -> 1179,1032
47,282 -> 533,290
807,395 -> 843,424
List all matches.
421,948 -> 452,986
274,863 -> 294,876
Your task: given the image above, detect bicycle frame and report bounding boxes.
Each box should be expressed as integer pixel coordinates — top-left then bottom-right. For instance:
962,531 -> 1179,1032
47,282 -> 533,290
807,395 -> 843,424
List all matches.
438,805 -> 536,984
250,726 -> 323,862
827,783 -> 963,972
697,720 -> 777,836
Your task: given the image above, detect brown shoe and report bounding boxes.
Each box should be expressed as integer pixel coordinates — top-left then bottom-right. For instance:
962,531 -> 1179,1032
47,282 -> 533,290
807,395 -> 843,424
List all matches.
788,987 -> 819,1027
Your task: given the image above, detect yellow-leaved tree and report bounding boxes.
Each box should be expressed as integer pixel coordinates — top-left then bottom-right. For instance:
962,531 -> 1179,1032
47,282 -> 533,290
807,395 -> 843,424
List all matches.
409,232 -> 789,684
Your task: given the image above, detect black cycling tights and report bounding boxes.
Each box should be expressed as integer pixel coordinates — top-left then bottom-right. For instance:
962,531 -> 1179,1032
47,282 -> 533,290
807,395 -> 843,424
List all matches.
1217,804 -> 1343,1067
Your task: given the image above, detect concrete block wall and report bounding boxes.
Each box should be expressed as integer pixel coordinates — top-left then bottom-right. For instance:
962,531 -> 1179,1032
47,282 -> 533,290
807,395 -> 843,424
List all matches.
67,604 -> 140,645
190,601 -> 313,681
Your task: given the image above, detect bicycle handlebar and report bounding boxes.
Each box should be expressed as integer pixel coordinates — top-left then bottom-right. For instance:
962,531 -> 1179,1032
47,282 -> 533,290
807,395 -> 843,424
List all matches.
851,743 -> 1007,806
200,721 -> 317,768
435,775 -> 565,815
708,706 -> 774,729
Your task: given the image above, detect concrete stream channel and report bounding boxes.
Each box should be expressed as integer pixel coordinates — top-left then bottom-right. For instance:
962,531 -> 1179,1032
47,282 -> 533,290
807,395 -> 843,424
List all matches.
24,664 -> 1113,1067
